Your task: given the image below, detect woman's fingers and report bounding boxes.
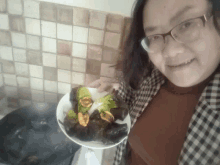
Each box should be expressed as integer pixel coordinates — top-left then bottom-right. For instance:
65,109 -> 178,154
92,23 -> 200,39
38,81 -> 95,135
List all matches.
98,83 -> 113,93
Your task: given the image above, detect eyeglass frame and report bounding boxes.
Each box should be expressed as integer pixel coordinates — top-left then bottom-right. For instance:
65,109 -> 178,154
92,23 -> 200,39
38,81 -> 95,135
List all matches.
140,13 -> 213,53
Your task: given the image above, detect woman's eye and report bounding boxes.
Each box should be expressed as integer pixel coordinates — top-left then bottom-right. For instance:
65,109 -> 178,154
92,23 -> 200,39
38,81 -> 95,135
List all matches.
180,22 -> 192,29
149,35 -> 160,41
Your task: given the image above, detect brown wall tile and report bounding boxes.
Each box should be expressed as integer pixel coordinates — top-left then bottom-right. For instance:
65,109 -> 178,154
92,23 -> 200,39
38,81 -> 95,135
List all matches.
104,32 -> 121,49
0,30 -> 11,46
57,5 -> 73,25
103,48 -> 120,64
89,11 -> 106,29
87,45 -> 102,61
18,87 -> 31,100
7,97 -> 19,108
57,55 -> 71,70
40,2 -> 57,21
27,50 -> 42,65
100,63 -> 116,78
0,86 -> 5,100
85,74 -> 100,86
86,60 -> 101,75
57,40 -> 72,56
73,7 -> 89,27
88,29 -> 104,45
0,0 -> 6,13
9,15 -> 25,33
44,66 -> 57,81
2,60 -> 15,74
106,14 -> 124,33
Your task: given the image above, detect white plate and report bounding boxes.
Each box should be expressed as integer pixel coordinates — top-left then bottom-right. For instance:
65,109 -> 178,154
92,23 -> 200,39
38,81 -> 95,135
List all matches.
56,88 -> 131,150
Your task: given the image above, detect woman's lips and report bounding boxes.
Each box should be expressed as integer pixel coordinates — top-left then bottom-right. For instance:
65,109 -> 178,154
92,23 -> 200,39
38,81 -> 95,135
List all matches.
167,58 -> 196,69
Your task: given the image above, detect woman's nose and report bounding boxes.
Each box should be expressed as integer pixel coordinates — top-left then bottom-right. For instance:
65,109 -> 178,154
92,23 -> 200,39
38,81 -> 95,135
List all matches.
162,35 -> 185,58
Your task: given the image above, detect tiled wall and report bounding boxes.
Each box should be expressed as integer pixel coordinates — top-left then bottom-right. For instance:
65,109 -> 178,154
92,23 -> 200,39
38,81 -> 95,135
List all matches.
0,0 -> 131,117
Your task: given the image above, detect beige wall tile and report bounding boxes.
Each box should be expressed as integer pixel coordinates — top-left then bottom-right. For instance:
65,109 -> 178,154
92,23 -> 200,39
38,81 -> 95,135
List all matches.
30,77 -> 43,90
104,32 -> 121,49
0,46 -> 13,61
0,14 -> 9,30
26,35 -> 41,50
7,0 -> 23,15
41,20 -> 56,38
9,15 -> 25,33
29,65 -> 43,78
13,48 -> 26,62
57,40 -> 72,56
72,26 -> 88,43
57,23 -> 72,41
7,97 -> 20,108
11,32 -> 26,48
44,80 -> 57,93
88,45 -> 102,61
88,29 -> 104,45
24,0 -> 40,19
25,18 -> 41,36
106,14 -> 124,33
42,37 -> 57,53
73,7 -> 89,27
58,82 -> 71,94
58,69 -> 71,83
72,58 -> 86,72
31,89 -> 44,102
2,60 -> 15,74
72,43 -> 87,58
0,30 -> 11,46
27,50 -> 42,65
43,52 -> 57,68
14,62 -> 29,77
71,72 -> 85,85
40,2 -> 57,22
86,60 -> 101,75
57,55 -> 71,70
3,74 -> 17,86
18,87 -> 31,100
17,76 -> 30,87
44,66 -> 57,81
89,11 -> 106,29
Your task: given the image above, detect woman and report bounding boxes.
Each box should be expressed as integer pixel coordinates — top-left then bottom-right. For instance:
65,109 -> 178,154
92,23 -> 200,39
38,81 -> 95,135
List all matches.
90,0 -> 220,164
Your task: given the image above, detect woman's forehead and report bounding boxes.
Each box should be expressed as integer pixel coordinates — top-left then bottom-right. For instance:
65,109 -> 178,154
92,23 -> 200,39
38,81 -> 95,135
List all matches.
143,0 -> 209,30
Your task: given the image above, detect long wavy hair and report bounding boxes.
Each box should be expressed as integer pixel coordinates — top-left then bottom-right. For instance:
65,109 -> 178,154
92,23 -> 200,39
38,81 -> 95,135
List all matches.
117,0 -> 220,90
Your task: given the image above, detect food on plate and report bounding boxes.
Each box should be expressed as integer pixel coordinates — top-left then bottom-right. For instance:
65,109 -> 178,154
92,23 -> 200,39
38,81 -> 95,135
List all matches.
63,86 -> 129,144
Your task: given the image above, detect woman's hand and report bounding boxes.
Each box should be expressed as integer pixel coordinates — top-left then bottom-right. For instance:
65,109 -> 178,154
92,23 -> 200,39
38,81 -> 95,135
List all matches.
87,78 -> 119,93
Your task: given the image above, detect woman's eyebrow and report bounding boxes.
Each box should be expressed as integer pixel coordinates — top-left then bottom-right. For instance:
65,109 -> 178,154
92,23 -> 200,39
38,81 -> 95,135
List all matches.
144,5 -> 194,34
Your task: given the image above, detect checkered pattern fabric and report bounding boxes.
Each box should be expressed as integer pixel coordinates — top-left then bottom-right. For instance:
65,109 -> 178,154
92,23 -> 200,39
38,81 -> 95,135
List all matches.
113,68 -> 220,165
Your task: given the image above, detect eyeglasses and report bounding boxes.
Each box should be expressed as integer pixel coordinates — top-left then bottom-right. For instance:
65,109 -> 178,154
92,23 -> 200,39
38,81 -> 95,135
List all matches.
141,14 -> 212,53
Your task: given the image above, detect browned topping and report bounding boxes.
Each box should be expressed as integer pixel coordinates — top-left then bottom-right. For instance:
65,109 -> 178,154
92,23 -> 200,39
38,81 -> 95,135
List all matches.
100,111 -> 114,123
80,97 -> 92,108
78,112 -> 89,127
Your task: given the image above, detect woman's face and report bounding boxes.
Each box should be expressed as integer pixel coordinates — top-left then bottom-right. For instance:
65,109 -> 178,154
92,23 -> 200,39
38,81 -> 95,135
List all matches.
143,0 -> 220,87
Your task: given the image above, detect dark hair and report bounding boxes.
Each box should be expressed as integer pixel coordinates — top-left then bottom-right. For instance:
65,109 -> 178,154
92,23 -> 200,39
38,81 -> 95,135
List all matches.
117,0 -> 220,90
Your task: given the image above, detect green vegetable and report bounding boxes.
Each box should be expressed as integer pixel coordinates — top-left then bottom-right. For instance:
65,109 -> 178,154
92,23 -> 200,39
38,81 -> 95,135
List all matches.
67,110 -> 78,121
97,95 -> 117,113
77,87 -> 91,100
78,103 -> 90,114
